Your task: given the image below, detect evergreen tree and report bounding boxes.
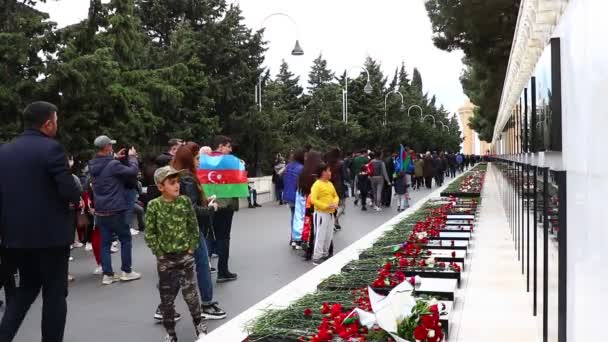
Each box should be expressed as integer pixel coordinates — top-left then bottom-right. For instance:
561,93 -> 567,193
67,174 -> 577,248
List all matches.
0,1 -> 56,142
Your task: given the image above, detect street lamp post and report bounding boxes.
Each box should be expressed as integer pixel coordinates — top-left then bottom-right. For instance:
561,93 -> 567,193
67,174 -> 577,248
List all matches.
255,12 -> 304,112
383,90 -> 405,126
423,114 -> 437,128
342,66 -> 373,123
440,121 -> 450,132
407,105 -> 424,121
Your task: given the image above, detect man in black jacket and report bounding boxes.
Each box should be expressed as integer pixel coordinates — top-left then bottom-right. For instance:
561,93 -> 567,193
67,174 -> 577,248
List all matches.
0,101 -> 81,342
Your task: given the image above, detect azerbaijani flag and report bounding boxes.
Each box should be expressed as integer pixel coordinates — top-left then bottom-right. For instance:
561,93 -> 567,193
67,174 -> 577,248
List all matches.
197,152 -> 249,198
394,144 -> 407,173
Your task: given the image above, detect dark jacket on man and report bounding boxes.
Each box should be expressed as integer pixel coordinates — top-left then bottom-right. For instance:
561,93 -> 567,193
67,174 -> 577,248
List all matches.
0,129 -> 81,248
423,156 -> 435,178
88,155 -> 139,214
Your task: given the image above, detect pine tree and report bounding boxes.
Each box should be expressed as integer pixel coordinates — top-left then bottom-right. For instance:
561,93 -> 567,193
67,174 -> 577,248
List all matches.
0,1 -> 56,143
308,54 -> 335,93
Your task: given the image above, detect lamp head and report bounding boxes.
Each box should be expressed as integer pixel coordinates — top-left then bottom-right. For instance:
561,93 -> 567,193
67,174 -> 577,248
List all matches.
400,103 -> 406,112
364,82 -> 373,95
291,40 -> 304,56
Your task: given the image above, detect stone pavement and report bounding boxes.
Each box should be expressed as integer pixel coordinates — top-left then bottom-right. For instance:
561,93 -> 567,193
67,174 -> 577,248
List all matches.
5,184 -> 443,342
454,165 -> 538,342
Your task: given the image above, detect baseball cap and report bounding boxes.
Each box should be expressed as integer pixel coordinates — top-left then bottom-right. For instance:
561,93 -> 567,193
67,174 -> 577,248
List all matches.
94,135 -> 117,148
154,166 -> 185,185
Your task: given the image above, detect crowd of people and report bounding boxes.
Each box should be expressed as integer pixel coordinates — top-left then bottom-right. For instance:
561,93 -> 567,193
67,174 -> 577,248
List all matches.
0,101 -> 481,342
0,102 -> 236,342
275,147 -> 480,265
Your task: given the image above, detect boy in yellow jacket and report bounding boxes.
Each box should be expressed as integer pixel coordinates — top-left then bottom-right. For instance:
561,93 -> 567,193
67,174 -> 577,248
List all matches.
310,162 -> 339,265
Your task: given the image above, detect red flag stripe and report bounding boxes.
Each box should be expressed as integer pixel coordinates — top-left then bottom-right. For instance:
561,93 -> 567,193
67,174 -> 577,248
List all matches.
197,169 -> 248,185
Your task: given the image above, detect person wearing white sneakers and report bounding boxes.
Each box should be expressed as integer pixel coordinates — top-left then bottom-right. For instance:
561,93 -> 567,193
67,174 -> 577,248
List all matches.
88,135 -> 141,285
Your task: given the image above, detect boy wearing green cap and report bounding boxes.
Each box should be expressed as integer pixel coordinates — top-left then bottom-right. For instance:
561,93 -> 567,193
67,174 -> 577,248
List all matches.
145,166 -> 207,341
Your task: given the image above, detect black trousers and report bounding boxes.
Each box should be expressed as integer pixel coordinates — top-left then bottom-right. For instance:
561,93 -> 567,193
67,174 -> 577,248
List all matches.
0,247 -> 69,342
424,177 -> 433,189
213,208 -> 235,276
0,247 -> 16,305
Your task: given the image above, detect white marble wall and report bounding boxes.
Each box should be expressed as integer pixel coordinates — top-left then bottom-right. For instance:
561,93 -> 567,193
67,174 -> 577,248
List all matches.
553,1 -> 608,340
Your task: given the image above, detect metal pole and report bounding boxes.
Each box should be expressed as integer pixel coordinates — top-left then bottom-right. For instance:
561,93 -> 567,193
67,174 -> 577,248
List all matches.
533,165 -> 538,316
542,168 -> 549,342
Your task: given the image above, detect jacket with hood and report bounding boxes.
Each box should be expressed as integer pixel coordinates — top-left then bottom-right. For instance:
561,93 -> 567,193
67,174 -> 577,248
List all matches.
89,155 -> 139,214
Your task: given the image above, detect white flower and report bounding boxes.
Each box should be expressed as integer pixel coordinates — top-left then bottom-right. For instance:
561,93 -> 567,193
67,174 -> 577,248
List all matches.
428,329 -> 436,338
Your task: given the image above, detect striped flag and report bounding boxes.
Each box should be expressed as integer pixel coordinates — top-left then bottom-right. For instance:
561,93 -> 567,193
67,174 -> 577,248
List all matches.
197,152 -> 249,198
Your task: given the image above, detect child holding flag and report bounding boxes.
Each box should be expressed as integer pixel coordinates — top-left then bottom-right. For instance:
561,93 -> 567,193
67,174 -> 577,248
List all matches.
310,163 -> 339,265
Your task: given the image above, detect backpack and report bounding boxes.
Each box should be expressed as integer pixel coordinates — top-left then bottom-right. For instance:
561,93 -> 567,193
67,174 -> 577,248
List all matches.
365,162 -> 375,176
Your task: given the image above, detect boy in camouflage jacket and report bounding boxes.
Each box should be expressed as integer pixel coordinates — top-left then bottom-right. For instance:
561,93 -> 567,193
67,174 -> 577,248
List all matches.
145,166 -> 207,341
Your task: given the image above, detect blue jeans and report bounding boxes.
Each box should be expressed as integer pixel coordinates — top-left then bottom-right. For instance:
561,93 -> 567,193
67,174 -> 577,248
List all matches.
194,235 -> 213,304
97,212 -> 132,276
124,190 -> 138,228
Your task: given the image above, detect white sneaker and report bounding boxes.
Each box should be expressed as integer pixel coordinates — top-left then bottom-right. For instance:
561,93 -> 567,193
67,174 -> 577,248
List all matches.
85,243 -> 93,251
120,271 -> 141,282
69,256 -> 74,262
102,274 -> 120,285
72,241 -> 84,248
93,266 -> 102,275
110,246 -> 119,253
374,206 -> 382,212
130,228 -> 139,236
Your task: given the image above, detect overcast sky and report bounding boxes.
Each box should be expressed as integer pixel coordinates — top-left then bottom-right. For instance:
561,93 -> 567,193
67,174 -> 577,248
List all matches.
37,0 -> 467,116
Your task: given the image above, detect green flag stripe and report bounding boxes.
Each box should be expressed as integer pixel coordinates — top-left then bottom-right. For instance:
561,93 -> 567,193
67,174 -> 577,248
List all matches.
202,184 -> 249,199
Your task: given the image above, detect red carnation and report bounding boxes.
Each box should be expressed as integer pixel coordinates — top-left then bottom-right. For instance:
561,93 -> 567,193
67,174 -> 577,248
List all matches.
383,261 -> 392,271
421,314 -> 436,329
321,302 -> 330,314
451,251 -> 456,258
413,325 -> 428,340
399,257 -> 409,267
304,308 -> 312,316
409,276 -> 416,286
330,303 -> 342,318
429,304 -> 439,313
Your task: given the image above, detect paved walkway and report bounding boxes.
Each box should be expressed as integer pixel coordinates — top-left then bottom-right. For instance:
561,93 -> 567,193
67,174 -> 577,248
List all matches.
5,183 -> 443,341
455,165 -> 538,342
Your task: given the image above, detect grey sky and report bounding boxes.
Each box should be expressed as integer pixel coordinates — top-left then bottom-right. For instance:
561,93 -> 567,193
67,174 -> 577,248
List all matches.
37,0 -> 466,116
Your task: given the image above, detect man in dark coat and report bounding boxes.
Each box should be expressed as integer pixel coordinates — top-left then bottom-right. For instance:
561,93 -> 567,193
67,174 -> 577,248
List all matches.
0,101 -> 81,342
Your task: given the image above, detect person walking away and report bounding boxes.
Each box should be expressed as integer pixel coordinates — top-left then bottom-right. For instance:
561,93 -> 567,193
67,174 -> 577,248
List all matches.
382,151 -> 396,207
88,136 -> 141,285
210,136 -> 239,283
282,149 -> 305,248
325,147 -> 345,231
272,153 -> 286,205
310,163 -> 339,265
145,166 -> 208,341
369,152 -> 392,211
354,165 -> 372,211
423,152 -> 435,189
342,152 -> 354,197
156,138 -> 184,167
0,101 -> 81,342
414,155 -> 424,190
394,171 -> 410,212
448,153 -> 457,178
350,150 -> 370,204
456,153 -> 464,172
